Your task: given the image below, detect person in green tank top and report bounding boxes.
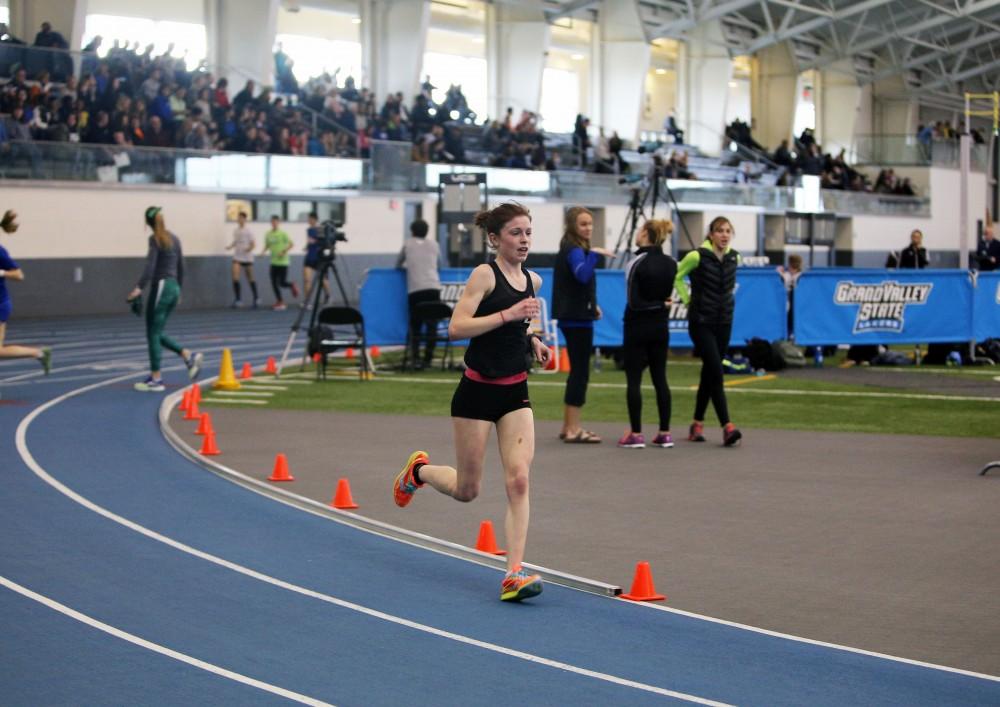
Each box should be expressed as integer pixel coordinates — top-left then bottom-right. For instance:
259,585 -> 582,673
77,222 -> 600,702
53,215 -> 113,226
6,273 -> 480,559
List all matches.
261,215 -> 298,311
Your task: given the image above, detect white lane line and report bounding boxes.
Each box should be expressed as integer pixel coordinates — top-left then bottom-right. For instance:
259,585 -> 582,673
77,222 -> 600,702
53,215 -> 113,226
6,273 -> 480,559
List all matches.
375,376 -> 1000,404
0,575 -> 334,706
240,385 -> 289,391
13,372 -> 731,707
200,398 -> 268,406
209,391 -> 275,398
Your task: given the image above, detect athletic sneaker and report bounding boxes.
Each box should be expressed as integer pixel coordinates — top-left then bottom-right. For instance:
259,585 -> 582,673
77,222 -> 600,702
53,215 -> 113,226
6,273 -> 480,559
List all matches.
500,566 -> 543,602
252,298 -> 260,309
688,421 -> 706,442
617,432 -> 645,449
290,282 -> 299,298
134,376 -> 165,392
231,299 -> 242,309
272,303 -> 287,311
186,352 -> 203,380
393,450 -> 429,508
723,423 -> 742,447
38,347 -> 52,376
651,432 -> 674,448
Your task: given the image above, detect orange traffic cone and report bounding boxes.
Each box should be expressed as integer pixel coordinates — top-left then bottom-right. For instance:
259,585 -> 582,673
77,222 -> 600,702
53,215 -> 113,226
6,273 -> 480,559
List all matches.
179,388 -> 192,413
345,347 -> 355,359
213,348 -> 241,391
370,345 -> 381,358
184,398 -> 201,421
558,347 -> 571,373
312,352 -> 321,363
190,383 -> 202,403
267,453 -> 295,482
199,430 -> 221,456
545,346 -> 558,371
195,412 -> 214,436
239,362 -> 253,379
474,520 -> 506,556
330,478 -> 358,509
265,356 -> 277,374
620,561 -> 666,602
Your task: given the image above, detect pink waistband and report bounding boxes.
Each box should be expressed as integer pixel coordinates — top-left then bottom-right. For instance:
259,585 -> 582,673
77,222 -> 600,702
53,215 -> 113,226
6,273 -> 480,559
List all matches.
464,368 -> 528,385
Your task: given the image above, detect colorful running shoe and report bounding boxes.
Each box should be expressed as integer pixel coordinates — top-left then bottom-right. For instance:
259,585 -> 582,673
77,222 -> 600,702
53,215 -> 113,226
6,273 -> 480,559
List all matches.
651,432 -> 674,448
186,351 -> 204,380
688,421 -> 705,442
134,376 -> 165,392
723,423 -> 742,447
39,347 -> 51,376
617,432 -> 645,449
500,566 -> 543,602
393,450 -> 428,508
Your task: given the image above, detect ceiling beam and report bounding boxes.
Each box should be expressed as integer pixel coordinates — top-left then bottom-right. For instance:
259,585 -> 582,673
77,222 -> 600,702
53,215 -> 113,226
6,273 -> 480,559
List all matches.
744,0 -> 896,53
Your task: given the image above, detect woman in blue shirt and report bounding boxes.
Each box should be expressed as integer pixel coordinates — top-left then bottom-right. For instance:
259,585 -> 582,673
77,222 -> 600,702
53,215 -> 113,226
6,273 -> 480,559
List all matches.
0,210 -> 51,374
551,207 -> 612,443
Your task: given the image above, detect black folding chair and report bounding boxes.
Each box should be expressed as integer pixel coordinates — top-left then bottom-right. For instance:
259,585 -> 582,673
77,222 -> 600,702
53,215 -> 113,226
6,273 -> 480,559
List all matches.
404,301 -> 454,371
312,306 -> 369,380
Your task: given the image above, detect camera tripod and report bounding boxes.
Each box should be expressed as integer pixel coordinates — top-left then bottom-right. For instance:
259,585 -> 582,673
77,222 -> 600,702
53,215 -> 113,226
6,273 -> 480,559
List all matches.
611,163 -> 696,268
275,252 -> 359,377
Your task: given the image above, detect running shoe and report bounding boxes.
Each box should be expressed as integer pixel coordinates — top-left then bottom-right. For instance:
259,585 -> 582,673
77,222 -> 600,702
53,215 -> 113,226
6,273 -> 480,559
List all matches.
39,347 -> 51,376
186,351 -> 203,380
393,450 -> 428,508
134,376 -> 165,392
688,421 -> 705,442
272,303 -> 287,311
723,423 -> 742,447
290,282 -> 300,298
617,432 -> 645,449
500,566 -> 543,602
651,432 -> 674,448
253,298 -> 260,309
231,299 -> 242,309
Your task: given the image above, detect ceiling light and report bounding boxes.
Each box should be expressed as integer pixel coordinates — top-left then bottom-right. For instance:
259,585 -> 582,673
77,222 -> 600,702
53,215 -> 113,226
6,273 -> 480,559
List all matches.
655,68 -> 666,75
351,17 -> 361,24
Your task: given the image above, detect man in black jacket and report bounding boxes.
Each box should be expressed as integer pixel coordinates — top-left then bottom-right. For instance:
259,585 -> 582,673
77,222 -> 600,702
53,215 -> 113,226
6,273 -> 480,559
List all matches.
978,224 -> 1000,271
898,229 -> 929,269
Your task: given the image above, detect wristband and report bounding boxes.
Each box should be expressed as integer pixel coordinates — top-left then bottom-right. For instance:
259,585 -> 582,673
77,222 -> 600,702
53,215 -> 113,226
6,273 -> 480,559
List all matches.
499,310 -> 506,324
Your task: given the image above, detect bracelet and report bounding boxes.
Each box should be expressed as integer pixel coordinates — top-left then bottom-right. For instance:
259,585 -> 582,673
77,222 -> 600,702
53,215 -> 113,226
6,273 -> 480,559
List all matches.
499,310 -> 506,324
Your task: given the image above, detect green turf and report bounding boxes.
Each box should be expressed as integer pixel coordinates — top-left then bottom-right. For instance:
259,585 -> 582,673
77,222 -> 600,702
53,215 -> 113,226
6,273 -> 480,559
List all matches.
210,353 -> 1000,439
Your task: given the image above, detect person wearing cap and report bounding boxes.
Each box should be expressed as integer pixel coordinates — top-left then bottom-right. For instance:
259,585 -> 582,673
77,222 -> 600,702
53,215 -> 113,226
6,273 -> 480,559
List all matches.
127,206 -> 202,392
0,210 -> 51,375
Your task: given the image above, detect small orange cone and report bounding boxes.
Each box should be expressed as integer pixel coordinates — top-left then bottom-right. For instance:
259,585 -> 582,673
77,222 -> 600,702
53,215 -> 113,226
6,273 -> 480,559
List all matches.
330,478 -> 358,509
239,362 -> 253,379
345,347 -> 355,359
620,561 -> 666,602
213,348 -> 241,391
371,345 -> 381,358
474,520 -> 506,556
195,412 -> 214,436
199,430 -> 221,456
312,352 -> 321,363
267,453 -> 295,482
558,347 -> 571,373
190,383 -> 202,403
184,398 -> 201,421
265,356 -> 277,374
179,388 -> 192,412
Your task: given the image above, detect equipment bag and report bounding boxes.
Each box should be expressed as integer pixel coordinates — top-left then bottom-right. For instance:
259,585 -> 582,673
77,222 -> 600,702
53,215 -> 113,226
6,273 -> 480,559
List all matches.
772,339 -> 806,368
744,337 -> 781,371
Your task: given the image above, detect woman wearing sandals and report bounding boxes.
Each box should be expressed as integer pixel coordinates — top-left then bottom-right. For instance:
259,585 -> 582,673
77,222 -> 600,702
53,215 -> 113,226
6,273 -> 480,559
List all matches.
617,219 -> 677,449
552,206 -> 612,444
674,216 -> 742,446
392,202 -> 552,602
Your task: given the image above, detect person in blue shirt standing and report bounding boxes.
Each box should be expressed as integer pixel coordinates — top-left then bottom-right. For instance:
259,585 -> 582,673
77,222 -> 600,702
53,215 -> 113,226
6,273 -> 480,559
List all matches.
303,212 -> 330,305
552,206 -> 612,443
0,210 -> 51,375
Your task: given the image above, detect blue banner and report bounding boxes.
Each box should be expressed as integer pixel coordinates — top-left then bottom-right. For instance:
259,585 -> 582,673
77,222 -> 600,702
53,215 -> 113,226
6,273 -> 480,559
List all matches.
361,267 -> 787,348
793,269 -> 974,345
973,271 -> 1000,341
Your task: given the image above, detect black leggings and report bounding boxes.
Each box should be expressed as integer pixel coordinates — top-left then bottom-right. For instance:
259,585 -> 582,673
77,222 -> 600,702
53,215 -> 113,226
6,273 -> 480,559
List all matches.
269,265 -> 293,302
623,320 -> 671,433
560,325 -> 593,407
689,320 -> 732,426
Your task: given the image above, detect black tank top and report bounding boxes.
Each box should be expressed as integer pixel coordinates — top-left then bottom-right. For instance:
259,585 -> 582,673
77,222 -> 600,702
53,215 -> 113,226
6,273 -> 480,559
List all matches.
464,261 -> 535,378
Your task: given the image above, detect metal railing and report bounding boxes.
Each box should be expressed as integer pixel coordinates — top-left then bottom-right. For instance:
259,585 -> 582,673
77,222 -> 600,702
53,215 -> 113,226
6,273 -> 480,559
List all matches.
0,139 -> 930,216
852,134 -> 989,170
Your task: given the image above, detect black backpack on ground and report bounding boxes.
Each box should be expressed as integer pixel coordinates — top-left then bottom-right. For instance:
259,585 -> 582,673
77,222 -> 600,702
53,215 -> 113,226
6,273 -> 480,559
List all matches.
744,337 -> 781,371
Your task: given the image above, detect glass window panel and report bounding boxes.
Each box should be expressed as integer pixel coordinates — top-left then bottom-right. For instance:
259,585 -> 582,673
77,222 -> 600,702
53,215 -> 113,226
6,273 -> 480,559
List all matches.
421,52 -> 487,120
254,200 -> 284,221
539,67 -> 579,133
287,200 -> 315,221
275,33 -> 361,85
315,201 -> 346,223
82,14 -> 206,67
268,155 -> 362,190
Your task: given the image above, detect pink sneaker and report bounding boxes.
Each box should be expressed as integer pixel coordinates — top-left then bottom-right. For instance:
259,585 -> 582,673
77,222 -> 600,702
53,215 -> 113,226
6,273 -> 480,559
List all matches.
651,432 -> 674,448
617,432 -> 645,449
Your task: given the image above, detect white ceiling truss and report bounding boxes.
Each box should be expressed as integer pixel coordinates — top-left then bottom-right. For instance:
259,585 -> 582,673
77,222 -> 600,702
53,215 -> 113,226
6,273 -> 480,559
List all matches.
537,0 -> 1000,111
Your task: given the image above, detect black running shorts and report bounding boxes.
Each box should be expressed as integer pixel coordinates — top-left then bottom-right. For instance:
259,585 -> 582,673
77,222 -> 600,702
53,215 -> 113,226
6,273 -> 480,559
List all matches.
450,376 -> 531,423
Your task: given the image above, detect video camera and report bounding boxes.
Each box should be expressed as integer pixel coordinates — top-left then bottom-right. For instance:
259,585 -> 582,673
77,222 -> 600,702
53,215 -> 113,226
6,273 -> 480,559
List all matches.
316,219 -> 347,261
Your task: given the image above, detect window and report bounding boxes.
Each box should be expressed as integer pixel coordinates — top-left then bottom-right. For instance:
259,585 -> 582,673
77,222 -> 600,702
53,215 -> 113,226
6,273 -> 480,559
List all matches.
275,34 -> 361,85
82,14 -> 206,68
539,68 -> 578,133
0,2 -> 9,27
254,200 -> 285,222
287,200 -> 315,222
421,52 -> 487,120
315,201 -> 346,223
